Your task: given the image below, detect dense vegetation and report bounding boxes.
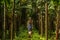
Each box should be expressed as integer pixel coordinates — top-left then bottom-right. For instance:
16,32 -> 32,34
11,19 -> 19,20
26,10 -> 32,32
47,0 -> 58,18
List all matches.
0,0 -> 60,40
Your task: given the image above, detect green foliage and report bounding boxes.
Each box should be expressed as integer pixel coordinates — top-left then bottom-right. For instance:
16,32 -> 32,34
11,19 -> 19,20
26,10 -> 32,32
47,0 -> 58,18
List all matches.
13,26 -> 56,40
0,0 -> 60,40
52,0 -> 60,6
5,0 -> 10,4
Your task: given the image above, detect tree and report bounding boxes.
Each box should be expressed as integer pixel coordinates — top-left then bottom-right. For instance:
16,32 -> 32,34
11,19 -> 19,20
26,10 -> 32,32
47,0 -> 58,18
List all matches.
45,0 -> 48,40
53,0 -> 60,40
10,0 -> 15,40
3,1 -> 6,40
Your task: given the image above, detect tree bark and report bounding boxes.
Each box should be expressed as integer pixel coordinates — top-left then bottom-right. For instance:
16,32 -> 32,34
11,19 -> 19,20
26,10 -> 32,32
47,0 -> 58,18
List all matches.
41,11 -> 43,36
10,0 -> 15,40
45,2 -> 48,40
55,6 -> 59,40
3,1 -> 6,40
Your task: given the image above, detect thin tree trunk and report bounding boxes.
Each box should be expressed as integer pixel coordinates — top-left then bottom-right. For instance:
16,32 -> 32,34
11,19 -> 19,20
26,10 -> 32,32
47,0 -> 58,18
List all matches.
55,6 -> 59,40
45,2 -> 48,40
41,11 -> 43,36
38,12 -> 41,34
19,0 -> 21,26
13,0 -> 16,39
10,20 -> 13,40
3,1 -> 6,40
10,6 -> 13,40
10,0 -> 15,40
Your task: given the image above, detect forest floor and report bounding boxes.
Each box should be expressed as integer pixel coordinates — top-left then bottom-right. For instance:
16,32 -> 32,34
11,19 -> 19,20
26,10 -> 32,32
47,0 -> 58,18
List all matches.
15,26 -> 40,40
14,26 -> 56,40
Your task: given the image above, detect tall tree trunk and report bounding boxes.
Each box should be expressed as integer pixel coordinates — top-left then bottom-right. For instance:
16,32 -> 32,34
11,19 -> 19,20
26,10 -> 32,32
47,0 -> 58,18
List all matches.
45,2 -> 48,40
13,0 -> 16,38
10,18 -> 13,40
55,5 -> 59,40
41,11 -> 43,36
3,1 -> 6,40
0,4 -> 3,40
20,0 -> 22,25
38,12 -> 41,34
19,0 -> 21,26
10,0 -> 15,40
